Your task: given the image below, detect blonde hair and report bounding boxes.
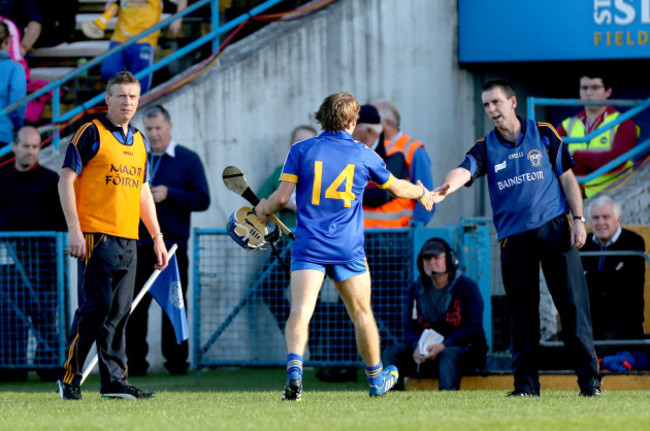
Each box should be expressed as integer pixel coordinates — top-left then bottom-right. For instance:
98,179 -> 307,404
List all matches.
315,92 -> 360,132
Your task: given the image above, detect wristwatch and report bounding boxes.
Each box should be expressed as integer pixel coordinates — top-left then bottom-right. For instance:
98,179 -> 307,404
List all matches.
573,216 -> 586,223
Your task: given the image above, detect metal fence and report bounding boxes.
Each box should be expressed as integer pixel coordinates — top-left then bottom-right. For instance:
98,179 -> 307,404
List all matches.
192,222 -> 491,369
0,232 -> 68,372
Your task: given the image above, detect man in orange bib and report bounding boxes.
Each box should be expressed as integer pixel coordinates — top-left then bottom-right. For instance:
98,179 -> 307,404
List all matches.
56,71 -> 168,400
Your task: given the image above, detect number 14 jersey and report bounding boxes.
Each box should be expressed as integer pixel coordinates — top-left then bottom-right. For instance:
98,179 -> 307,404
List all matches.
280,130 -> 394,264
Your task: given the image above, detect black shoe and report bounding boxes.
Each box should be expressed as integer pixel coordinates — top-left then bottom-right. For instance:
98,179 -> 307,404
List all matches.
315,367 -> 357,383
58,380 -> 82,401
506,390 -> 539,398
580,387 -> 601,397
282,371 -> 302,401
102,384 -> 156,400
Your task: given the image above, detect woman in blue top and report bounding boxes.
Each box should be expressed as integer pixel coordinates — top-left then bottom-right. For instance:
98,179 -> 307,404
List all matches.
0,20 -> 26,146
256,92 -> 433,401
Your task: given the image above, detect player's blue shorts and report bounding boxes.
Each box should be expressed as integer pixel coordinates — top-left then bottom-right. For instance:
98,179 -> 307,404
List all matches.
291,257 -> 367,282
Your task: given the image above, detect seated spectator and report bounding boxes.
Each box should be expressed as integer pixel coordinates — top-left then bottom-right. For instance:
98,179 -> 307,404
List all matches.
33,0 -> 79,48
0,0 -> 41,57
0,16 -> 28,79
0,20 -> 26,146
582,196 -> 646,346
382,238 -> 487,390
556,73 -> 639,198
100,0 -> 187,93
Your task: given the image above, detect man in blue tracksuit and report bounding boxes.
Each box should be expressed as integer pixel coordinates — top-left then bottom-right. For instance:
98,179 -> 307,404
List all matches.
431,79 -> 601,397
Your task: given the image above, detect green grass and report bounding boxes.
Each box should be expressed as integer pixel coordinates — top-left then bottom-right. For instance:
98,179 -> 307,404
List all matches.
2,368 -> 650,431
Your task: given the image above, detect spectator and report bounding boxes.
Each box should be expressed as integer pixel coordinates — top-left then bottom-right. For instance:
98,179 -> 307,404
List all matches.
126,104 -> 210,376
383,238 -> 487,390
582,196 -> 646,344
372,99 -> 435,225
57,71 -> 167,400
0,0 -> 41,57
0,16 -> 28,78
257,125 -> 317,331
431,79 -> 601,397
33,0 -> 79,48
100,0 -> 187,93
0,126 -> 66,382
356,104 -> 411,228
556,74 -> 639,198
0,19 -> 26,146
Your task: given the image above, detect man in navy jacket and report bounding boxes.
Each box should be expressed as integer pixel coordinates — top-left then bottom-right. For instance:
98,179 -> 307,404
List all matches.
382,238 -> 487,390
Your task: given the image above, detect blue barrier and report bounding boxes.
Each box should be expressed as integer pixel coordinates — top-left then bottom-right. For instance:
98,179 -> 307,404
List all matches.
0,232 -> 69,372
192,224 -> 492,369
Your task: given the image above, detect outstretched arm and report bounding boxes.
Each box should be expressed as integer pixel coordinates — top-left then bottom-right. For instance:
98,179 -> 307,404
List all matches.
431,167 -> 472,204
386,178 -> 434,211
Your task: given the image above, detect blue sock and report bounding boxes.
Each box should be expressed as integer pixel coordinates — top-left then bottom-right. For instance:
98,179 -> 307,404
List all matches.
287,353 -> 303,379
365,362 -> 383,387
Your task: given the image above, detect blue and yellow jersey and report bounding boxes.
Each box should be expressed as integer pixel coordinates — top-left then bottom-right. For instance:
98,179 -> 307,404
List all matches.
281,130 -> 393,264
112,0 -> 164,47
460,118 -> 573,240
63,115 -> 150,239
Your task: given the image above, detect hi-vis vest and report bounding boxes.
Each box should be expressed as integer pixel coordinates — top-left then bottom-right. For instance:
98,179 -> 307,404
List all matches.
74,119 -> 147,239
385,134 -> 424,172
363,138 -> 416,228
561,112 -> 637,197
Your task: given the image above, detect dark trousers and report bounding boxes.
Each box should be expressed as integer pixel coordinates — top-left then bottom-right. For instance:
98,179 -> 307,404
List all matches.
126,245 -> 189,375
500,216 -> 600,394
383,343 -> 473,390
61,235 -> 136,391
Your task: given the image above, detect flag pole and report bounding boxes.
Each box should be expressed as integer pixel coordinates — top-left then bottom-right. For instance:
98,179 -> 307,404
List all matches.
79,244 -> 178,385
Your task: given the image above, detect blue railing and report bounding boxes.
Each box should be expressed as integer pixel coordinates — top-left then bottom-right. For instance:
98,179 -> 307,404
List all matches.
528,97 -> 650,185
0,0 -> 287,157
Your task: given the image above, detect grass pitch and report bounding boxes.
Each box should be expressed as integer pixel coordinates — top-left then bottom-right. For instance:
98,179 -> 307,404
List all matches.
2,368 -> 650,431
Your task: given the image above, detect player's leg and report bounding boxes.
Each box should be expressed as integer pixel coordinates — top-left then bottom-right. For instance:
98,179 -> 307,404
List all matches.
285,268 -> 325,355
334,270 -> 380,365
126,43 -> 154,93
100,41 -> 126,83
333,259 -> 398,396
282,267 -> 325,401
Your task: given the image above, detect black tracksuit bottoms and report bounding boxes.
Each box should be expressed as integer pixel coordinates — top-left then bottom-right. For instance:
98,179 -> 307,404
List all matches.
500,215 -> 601,394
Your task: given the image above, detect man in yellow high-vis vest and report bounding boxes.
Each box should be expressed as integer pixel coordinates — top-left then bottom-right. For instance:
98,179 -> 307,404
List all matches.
556,74 -> 639,198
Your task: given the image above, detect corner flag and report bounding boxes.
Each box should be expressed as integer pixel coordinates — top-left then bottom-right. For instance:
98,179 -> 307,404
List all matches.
148,253 -> 189,344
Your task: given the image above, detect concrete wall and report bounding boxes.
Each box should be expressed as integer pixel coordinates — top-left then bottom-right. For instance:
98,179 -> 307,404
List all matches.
122,0 -> 479,371
140,0 -> 479,231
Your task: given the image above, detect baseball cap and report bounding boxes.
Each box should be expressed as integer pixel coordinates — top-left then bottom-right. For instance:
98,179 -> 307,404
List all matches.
357,104 -> 381,125
420,239 -> 447,257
